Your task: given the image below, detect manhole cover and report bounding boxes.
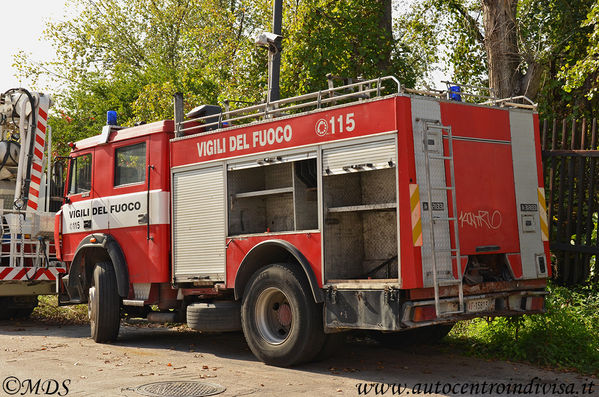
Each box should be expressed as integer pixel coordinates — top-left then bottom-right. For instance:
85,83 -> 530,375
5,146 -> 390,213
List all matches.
134,381 -> 226,397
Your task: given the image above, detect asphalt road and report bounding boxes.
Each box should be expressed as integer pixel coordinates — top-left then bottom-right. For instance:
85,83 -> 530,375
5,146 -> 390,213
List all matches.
0,320 -> 595,397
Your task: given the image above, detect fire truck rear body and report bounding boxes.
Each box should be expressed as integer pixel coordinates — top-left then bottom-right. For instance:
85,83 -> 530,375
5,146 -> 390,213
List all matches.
58,78 -> 549,365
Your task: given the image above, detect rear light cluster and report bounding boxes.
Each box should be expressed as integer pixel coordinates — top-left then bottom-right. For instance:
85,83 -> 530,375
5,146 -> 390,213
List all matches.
527,296 -> 545,311
412,305 -> 436,322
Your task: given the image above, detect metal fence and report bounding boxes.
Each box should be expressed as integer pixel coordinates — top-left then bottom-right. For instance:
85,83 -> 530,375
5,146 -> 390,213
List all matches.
542,118 -> 598,285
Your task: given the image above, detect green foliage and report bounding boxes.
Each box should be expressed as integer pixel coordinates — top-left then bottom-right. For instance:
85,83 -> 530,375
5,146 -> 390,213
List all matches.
448,282 -> 599,375
560,2 -> 599,100
17,0 -> 270,152
281,0 -> 421,95
31,295 -> 88,325
19,0 -> 430,151
397,0 -> 488,88
399,0 -> 597,116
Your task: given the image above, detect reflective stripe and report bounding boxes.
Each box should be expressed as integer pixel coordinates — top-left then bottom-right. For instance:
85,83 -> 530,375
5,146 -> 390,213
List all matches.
410,184 -> 423,247
0,267 -> 66,281
538,187 -> 549,241
27,96 -> 50,212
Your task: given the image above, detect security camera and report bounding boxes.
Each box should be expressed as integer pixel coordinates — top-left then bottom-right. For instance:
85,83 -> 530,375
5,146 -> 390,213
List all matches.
255,31 -> 282,48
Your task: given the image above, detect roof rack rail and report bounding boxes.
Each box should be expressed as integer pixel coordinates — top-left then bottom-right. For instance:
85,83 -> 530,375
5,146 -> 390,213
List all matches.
175,76 -> 401,137
480,95 -> 537,110
402,80 -> 537,110
174,76 -> 538,137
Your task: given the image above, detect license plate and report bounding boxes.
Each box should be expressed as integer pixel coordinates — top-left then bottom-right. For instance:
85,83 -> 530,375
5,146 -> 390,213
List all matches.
467,298 -> 494,313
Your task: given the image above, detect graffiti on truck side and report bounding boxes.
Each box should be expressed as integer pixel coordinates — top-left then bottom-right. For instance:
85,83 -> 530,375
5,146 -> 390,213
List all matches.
459,210 -> 503,230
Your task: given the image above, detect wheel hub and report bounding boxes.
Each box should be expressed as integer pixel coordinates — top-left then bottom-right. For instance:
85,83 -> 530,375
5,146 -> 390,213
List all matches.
88,286 -> 96,322
255,287 -> 292,345
277,303 -> 292,327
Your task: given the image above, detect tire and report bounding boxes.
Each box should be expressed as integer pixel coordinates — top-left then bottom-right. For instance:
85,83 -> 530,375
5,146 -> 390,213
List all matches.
89,262 -> 121,343
374,323 -> 454,348
241,263 -> 325,367
187,301 -> 241,332
313,331 -> 347,362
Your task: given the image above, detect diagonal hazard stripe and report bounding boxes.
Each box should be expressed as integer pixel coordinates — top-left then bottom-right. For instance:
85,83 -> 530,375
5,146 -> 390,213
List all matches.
412,217 -> 422,246
410,184 -> 423,247
410,184 -> 420,210
38,107 -> 48,120
538,187 -> 549,241
538,188 -> 547,211
0,267 -> 12,279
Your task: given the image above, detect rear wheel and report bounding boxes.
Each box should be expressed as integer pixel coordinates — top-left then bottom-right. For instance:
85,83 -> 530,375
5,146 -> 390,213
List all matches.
89,262 -> 121,342
241,264 -> 325,367
314,332 -> 347,362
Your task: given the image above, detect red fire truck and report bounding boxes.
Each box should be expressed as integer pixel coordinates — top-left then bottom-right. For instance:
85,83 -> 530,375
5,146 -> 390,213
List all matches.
56,77 -> 549,366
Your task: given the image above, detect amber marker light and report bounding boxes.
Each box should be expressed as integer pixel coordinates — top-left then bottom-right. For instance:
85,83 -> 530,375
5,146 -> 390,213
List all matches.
412,305 -> 437,322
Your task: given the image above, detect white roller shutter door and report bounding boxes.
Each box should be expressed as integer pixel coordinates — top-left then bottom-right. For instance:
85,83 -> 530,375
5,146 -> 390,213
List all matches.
173,165 -> 225,281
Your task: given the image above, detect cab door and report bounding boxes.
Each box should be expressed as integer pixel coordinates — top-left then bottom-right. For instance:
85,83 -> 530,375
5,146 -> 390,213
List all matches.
61,150 -> 94,260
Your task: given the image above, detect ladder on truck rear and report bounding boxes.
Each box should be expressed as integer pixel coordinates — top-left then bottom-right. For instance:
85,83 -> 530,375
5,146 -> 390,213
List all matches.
422,122 -> 464,316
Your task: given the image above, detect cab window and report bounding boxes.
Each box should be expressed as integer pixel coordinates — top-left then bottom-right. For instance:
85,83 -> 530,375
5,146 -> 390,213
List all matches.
115,143 -> 146,186
68,154 -> 92,195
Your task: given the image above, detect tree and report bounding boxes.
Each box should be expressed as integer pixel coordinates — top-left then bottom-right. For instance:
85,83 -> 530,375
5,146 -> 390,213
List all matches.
280,0 -> 425,96
400,0 -> 597,115
19,0 -> 429,152
561,2 -> 599,101
17,0 -> 270,153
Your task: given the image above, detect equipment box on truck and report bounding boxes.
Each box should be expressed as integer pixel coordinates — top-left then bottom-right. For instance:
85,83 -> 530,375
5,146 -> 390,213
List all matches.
57,77 -> 549,366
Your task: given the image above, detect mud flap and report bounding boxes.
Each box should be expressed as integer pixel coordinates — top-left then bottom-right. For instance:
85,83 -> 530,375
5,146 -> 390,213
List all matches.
324,289 -> 401,331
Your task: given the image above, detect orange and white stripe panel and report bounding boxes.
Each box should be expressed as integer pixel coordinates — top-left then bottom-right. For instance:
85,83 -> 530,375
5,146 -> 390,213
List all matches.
410,184 -> 423,247
538,187 -> 549,241
27,95 -> 51,212
0,267 -> 66,281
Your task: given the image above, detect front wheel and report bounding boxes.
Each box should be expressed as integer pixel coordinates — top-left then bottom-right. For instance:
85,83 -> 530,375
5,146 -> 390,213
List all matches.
241,264 -> 325,367
89,262 -> 121,342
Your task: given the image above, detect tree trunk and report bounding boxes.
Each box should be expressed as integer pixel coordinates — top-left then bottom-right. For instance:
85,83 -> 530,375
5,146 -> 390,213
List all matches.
481,0 -> 521,98
377,0 -> 393,72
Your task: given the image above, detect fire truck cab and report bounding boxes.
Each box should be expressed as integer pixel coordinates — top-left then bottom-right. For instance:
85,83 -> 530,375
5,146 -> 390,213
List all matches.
57,77 -> 549,366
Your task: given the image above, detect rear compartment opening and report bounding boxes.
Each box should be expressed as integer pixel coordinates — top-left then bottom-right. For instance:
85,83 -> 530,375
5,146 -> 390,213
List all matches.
323,168 -> 398,280
227,159 -> 318,235
463,253 -> 514,284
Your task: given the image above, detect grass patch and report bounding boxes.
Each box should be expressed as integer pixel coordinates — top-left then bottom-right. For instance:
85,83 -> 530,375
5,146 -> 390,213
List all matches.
31,295 -> 89,325
447,282 -> 599,376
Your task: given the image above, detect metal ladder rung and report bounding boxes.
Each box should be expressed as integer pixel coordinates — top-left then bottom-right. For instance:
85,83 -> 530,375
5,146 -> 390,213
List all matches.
432,217 -> 457,221
428,154 -> 453,160
425,124 -> 446,130
422,121 -> 463,320
437,279 -> 461,286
